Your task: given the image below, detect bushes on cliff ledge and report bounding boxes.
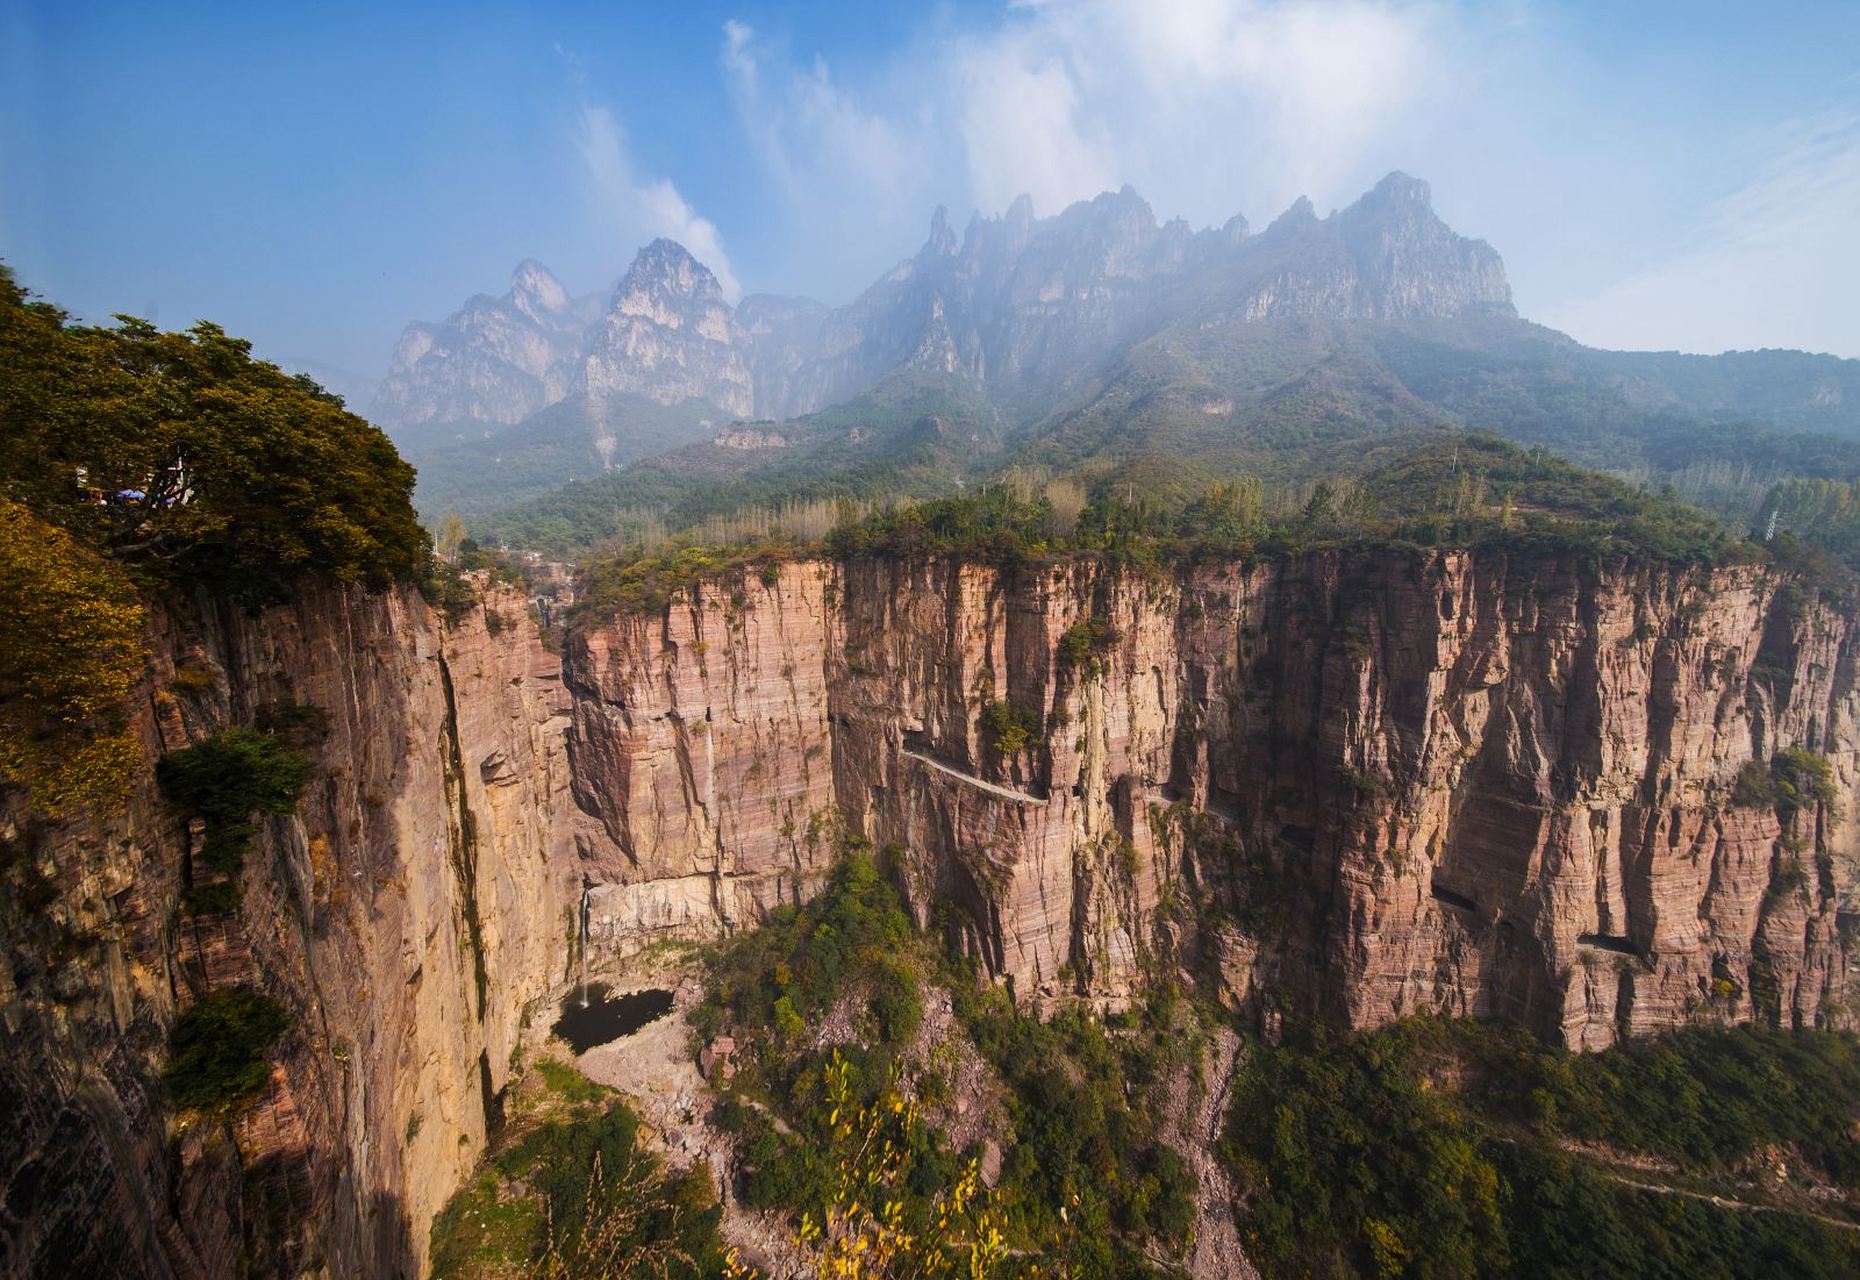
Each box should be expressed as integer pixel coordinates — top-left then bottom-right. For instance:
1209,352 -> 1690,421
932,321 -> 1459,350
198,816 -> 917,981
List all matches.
163,986 -> 290,1110
157,728 -> 307,872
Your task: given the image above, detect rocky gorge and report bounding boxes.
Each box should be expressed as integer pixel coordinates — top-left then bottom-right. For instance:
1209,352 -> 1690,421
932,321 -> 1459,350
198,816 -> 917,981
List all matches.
3,542 -> 1857,1277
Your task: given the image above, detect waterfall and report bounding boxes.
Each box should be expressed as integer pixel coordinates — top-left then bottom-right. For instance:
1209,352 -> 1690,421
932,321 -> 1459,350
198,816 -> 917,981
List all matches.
578,880 -> 591,1007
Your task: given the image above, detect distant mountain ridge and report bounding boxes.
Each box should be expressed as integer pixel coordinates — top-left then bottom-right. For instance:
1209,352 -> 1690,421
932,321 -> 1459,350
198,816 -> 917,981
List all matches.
376,172 -> 1512,434
375,172 -> 1860,516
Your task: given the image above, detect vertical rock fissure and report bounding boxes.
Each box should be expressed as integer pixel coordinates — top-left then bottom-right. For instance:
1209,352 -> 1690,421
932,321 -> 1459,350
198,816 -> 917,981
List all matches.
435,650 -> 489,1022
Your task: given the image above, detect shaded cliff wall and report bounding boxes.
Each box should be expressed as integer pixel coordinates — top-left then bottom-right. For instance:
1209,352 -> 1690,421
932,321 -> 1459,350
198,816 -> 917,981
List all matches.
0,579 -> 576,1278
569,552 -> 1858,1049
7,545 -> 1856,1277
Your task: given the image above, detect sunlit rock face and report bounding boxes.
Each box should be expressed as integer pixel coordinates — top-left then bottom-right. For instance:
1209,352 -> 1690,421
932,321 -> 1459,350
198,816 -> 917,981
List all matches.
579,239 -> 754,418
6,544 -> 1854,1277
373,259 -> 590,430
566,552 -> 1853,1048
0,579 -> 579,1278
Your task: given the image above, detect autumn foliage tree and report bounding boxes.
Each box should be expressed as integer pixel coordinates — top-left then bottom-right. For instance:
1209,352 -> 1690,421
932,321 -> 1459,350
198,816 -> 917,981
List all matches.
0,263 -> 427,811
0,497 -> 146,812
725,1051 -> 1010,1280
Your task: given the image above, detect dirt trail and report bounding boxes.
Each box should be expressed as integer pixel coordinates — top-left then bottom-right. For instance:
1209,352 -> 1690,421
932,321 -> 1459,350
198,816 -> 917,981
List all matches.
1602,1171 -> 1860,1233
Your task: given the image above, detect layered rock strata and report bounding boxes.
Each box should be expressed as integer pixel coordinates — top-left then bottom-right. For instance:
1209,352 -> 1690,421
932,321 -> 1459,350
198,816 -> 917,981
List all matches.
0,579 -> 577,1278
5,545 -> 1857,1278
567,553 -> 1857,1048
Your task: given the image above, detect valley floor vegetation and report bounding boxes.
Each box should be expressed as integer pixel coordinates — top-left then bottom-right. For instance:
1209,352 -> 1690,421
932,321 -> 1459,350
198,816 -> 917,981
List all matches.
428,1056 -> 727,1280
1226,1019 -> 1860,1279
433,834 -> 1860,1279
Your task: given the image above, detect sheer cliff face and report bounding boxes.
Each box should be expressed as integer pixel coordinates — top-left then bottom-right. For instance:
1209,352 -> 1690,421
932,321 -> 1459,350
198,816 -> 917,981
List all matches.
6,547 -> 1856,1277
567,554 -> 1855,1049
0,581 -> 577,1278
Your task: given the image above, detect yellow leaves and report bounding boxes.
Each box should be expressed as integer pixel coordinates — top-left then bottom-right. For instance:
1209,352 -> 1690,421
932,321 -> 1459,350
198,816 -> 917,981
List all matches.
0,497 -> 147,815
1363,1216 -> 1411,1278
761,1050 -> 1007,1280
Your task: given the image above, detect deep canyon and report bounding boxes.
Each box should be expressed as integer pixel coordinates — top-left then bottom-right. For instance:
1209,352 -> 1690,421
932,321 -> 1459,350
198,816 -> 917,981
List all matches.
3,547 -> 1856,1277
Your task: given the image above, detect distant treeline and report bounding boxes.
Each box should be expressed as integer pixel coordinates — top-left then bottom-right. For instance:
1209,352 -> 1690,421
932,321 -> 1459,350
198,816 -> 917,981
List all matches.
572,434 -> 1785,620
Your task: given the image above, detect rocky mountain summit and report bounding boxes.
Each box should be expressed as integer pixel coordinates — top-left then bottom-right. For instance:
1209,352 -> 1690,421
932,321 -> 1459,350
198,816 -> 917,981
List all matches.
581,239 -> 754,419
379,172 -> 1514,440
378,173 -> 1541,510
782,171 -> 1513,414
372,259 -> 593,434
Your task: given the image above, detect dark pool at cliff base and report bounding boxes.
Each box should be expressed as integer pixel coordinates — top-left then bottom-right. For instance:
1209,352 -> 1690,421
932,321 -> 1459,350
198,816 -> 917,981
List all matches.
553,984 -> 675,1053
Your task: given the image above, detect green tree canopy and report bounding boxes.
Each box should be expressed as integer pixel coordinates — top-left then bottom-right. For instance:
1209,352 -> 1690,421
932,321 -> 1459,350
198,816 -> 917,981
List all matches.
0,263 -> 424,606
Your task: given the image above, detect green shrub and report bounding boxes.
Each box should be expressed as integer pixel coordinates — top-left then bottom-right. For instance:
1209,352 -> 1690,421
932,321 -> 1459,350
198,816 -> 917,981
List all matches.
1731,759 -> 1777,808
182,880 -> 240,915
157,728 -> 306,872
980,699 -> 1042,756
1056,616 -> 1118,669
420,552 -> 480,623
163,987 -> 290,1110
1340,764 -> 1392,799
1772,746 -> 1839,822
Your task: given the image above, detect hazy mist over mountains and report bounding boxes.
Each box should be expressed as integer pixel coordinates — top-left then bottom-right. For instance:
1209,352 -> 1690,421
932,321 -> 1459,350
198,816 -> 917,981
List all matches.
369,172 -> 1860,518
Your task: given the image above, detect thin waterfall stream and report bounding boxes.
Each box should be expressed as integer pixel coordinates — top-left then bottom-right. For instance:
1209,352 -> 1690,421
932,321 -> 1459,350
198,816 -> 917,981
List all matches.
577,880 -> 590,1007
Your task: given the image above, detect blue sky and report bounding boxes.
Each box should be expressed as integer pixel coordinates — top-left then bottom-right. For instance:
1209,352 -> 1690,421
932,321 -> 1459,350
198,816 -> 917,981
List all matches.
4,1 -> 1859,385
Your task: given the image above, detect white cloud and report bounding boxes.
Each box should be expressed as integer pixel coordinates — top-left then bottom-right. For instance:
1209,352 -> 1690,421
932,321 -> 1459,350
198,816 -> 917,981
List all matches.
721,21 -> 938,292
712,2 -> 1856,360
951,0 -> 1442,219
720,1 -> 1450,297
575,100 -> 742,300
1544,111 -> 1860,359
950,24 -> 1116,215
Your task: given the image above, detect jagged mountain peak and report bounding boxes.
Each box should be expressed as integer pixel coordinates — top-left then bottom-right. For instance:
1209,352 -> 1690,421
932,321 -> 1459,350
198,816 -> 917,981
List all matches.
384,171 -> 1524,487
1359,169 -> 1433,211
1334,170 -> 1515,319
1266,194 -> 1320,233
1064,184 -> 1157,233
618,238 -> 729,306
925,206 -> 959,257
507,258 -> 570,323
583,238 -> 750,417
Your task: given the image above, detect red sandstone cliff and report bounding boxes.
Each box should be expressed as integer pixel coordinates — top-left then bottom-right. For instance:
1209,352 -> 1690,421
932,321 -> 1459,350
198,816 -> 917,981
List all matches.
567,552 -> 1857,1048
3,547 -> 1855,1277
